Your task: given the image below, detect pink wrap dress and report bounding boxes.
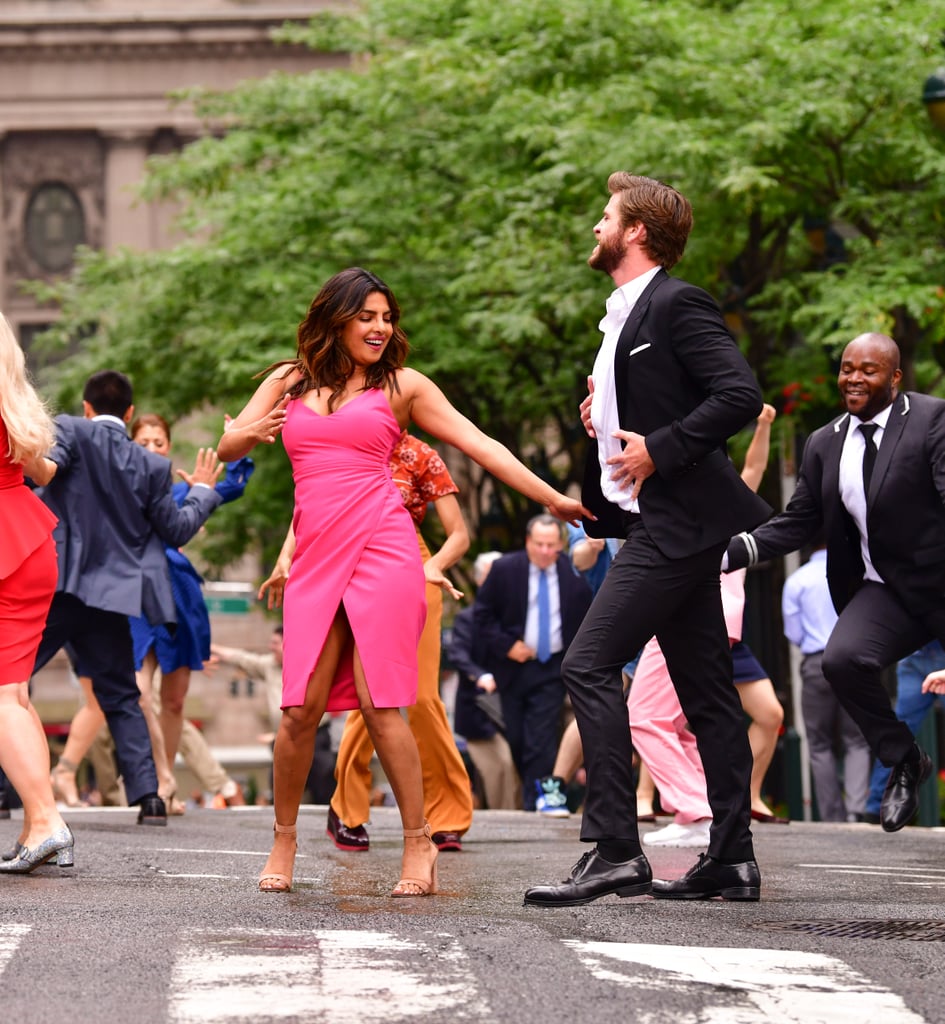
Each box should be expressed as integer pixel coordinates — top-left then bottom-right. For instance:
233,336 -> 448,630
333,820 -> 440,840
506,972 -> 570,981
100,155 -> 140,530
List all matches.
280,388 -> 427,712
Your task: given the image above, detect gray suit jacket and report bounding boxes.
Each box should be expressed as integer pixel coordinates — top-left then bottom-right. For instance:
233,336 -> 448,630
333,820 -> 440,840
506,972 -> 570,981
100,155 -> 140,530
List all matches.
38,415 -> 222,625
728,392 -> 945,616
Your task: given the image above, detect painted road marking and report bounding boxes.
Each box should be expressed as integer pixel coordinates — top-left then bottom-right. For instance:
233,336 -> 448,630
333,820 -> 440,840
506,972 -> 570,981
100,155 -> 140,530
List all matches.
168,928 -> 490,1023
798,863 -> 945,886
566,940 -> 926,1023
0,925 -> 28,972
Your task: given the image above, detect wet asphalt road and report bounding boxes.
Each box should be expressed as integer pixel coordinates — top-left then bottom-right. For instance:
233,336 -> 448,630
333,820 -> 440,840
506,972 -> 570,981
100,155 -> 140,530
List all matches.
1,805 -> 944,1024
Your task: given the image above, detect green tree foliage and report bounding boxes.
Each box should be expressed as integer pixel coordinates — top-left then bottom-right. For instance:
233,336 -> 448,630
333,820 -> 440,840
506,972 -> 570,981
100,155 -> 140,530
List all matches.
33,0 -> 945,569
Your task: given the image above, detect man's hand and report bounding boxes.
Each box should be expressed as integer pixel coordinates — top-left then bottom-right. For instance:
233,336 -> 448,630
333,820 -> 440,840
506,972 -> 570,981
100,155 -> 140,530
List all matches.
580,376 -> 596,439
476,673 -> 497,694
507,640 -> 536,663
922,669 -> 945,695
178,448 -> 224,488
606,430 -> 655,501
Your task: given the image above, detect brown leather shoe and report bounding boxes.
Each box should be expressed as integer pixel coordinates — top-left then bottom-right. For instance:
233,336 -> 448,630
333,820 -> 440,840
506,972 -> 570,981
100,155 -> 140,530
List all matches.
326,806 -> 369,851
431,831 -> 463,852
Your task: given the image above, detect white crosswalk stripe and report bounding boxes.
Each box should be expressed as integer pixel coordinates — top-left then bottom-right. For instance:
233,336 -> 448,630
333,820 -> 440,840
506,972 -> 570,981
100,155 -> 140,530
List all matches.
565,940 -> 927,1023
0,922 -> 927,1023
0,924 -> 29,972
168,928 -> 491,1023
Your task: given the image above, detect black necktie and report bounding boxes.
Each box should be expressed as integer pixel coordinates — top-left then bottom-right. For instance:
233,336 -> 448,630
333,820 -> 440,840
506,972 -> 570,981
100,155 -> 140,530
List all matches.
859,423 -> 879,495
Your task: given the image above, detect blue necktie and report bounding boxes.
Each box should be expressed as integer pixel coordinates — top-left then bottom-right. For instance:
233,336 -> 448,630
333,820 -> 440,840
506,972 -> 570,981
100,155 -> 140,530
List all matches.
537,569 -> 551,663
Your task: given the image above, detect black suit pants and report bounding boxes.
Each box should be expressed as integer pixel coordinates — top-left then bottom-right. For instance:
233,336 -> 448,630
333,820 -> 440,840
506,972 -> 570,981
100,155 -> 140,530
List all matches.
562,519 -> 754,862
822,581 -> 938,766
33,593 -> 158,806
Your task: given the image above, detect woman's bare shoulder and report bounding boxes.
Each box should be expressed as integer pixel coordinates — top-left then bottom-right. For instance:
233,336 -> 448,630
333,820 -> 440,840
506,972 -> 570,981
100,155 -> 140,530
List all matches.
261,363 -> 303,393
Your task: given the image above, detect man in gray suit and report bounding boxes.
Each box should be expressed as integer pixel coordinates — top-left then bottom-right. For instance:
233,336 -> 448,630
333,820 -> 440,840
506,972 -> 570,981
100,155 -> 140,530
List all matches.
30,370 -> 222,824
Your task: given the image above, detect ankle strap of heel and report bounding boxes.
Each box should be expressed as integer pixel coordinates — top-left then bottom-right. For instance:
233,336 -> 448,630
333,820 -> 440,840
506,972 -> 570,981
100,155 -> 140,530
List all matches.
403,823 -> 431,839
274,822 -> 297,836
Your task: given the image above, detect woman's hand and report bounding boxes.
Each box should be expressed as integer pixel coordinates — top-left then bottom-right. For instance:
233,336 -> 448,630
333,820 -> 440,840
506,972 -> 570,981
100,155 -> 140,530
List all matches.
922,669 -> 945,695
258,557 -> 291,610
546,492 -> 592,526
177,448 -> 224,488
237,394 -> 290,448
423,560 -> 464,601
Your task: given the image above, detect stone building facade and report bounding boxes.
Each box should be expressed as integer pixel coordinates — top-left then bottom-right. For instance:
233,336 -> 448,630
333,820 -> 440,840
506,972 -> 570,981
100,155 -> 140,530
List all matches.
0,0 -> 348,348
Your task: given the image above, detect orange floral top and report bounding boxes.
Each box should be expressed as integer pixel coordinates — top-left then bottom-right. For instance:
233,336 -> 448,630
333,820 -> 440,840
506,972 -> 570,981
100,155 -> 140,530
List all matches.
390,432 -> 458,526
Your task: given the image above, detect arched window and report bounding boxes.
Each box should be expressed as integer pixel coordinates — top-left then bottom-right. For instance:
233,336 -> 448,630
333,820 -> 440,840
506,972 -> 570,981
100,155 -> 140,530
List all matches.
24,182 -> 86,273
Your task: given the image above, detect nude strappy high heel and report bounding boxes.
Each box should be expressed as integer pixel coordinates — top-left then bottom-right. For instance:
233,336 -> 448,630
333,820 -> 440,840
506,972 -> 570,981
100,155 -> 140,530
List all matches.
391,822 -> 438,898
258,822 -> 297,893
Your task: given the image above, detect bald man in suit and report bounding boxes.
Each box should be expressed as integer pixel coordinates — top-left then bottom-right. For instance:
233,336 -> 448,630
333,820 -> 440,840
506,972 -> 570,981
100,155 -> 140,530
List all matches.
726,332 -> 939,834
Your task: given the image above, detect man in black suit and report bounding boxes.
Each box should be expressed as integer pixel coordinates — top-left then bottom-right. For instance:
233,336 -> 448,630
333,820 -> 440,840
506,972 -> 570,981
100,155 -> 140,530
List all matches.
525,172 -> 770,908
30,370 -> 222,825
474,515 -> 592,811
726,332 -> 938,833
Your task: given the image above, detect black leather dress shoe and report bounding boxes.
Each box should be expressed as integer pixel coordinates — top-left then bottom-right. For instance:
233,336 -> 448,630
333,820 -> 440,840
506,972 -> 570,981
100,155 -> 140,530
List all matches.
523,849 -> 652,907
137,795 -> 167,826
431,831 -> 462,852
880,748 -> 933,833
651,853 -> 760,901
326,806 -> 369,851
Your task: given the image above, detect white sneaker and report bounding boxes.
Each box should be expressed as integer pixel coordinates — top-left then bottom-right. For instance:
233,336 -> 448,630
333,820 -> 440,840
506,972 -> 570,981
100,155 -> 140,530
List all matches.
534,777 -> 571,817
642,820 -> 711,848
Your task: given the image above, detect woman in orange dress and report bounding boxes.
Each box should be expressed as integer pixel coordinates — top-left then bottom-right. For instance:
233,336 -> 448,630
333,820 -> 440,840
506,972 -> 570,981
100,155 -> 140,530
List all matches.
0,312 -> 73,874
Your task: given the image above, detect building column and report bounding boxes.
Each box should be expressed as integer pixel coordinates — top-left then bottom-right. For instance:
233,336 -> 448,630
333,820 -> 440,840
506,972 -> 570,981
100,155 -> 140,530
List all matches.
103,132 -> 151,251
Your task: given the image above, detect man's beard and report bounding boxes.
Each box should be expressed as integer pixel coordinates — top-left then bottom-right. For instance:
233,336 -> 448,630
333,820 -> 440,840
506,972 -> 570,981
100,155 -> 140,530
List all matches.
588,235 -> 626,275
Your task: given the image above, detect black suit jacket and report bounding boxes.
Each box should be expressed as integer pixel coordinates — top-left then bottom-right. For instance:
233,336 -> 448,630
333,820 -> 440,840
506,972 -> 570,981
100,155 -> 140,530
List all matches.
728,392 -> 945,616
448,605 -> 497,740
473,550 -> 593,685
37,415 -> 222,625
582,270 -> 770,556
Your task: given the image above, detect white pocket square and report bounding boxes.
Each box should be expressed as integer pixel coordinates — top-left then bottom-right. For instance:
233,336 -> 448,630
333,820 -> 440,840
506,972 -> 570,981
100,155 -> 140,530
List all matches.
628,343 -> 651,357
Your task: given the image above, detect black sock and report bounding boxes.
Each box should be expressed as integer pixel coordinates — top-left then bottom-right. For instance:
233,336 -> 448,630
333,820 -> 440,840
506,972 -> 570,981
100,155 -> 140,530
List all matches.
596,839 -> 642,863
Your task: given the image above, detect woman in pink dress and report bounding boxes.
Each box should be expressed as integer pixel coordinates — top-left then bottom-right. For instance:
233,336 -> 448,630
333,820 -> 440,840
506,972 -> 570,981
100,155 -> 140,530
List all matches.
0,312 -> 73,875
219,267 -> 586,896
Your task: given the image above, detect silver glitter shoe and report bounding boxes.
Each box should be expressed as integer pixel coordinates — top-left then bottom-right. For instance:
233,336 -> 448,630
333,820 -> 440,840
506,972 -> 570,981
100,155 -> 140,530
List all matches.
0,826 -> 74,874
1,842 -> 24,862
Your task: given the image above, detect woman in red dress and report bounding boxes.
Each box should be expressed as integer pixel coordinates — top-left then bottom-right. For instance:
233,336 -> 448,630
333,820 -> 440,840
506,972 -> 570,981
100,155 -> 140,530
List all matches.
0,312 -> 73,874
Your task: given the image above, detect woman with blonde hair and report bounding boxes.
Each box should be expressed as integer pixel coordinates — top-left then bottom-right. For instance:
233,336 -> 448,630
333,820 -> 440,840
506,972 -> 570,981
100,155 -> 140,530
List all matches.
0,313 -> 74,874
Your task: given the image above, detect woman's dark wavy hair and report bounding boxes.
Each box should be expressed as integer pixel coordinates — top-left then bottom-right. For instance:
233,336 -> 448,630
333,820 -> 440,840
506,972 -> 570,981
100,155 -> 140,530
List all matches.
265,267 -> 409,412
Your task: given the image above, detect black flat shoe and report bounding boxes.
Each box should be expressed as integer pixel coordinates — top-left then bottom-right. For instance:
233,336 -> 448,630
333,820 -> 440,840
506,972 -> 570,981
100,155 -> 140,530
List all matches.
651,853 -> 760,901
524,849 -> 652,907
326,806 -> 369,851
431,831 -> 462,852
137,795 -> 167,826
750,810 -> 790,824
880,748 -> 933,833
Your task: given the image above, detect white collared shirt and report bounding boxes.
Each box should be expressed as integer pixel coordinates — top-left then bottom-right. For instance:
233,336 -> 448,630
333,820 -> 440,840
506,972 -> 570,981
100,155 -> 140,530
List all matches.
590,265 -> 661,512
92,414 -> 127,428
523,561 -> 563,656
838,402 -> 893,583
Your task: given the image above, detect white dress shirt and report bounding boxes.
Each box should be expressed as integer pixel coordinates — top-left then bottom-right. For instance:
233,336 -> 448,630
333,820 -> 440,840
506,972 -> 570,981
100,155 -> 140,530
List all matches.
589,265 -> 661,512
838,402 -> 893,583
